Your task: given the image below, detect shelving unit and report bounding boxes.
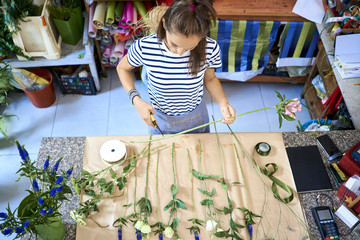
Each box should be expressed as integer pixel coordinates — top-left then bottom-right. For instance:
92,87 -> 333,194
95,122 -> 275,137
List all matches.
300,21 -> 360,129
2,14 -> 101,92
301,43 -> 338,118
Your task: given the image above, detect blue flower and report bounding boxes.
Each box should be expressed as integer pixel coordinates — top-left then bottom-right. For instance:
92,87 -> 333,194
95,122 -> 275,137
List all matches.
194,231 -> 199,240
38,197 -> 44,206
23,221 -> 29,228
50,187 -> 57,197
47,208 -> 53,215
15,227 -> 24,234
56,176 -> 63,184
136,230 -> 141,240
247,223 -> 253,239
159,233 -> 163,240
0,212 -> 8,219
43,158 -> 49,170
16,141 -> 27,163
56,186 -> 64,192
3,227 -> 12,236
32,179 -> 39,192
52,159 -> 61,175
40,208 -> 46,216
66,168 -> 73,177
118,227 -> 122,240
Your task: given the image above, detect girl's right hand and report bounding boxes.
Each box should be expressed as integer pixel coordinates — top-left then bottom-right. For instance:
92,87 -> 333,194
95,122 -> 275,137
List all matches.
133,97 -> 155,127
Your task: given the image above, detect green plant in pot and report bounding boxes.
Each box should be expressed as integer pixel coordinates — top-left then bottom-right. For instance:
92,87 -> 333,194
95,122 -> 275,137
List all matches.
0,1 -> 35,60
48,0 -> 84,45
0,139 -> 73,240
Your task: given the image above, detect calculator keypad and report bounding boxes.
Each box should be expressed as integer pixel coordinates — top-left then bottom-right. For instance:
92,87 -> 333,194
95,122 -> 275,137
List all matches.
320,221 -> 339,239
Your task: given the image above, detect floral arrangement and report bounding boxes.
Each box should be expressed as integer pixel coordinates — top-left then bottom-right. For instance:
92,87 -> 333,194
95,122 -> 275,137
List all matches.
0,140 -> 73,240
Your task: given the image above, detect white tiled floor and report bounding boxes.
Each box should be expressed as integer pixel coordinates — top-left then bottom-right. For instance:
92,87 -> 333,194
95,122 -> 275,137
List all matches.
0,68 -> 310,239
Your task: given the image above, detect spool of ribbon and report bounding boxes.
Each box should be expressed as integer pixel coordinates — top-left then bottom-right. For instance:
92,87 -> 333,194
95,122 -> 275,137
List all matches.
253,142 -> 294,204
93,2 -> 106,29
88,3 -> 97,38
255,142 -> 271,156
106,1 -> 116,24
100,140 -> 127,166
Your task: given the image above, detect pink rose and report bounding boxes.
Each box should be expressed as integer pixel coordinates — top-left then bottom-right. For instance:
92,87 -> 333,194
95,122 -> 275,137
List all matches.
284,98 -> 302,119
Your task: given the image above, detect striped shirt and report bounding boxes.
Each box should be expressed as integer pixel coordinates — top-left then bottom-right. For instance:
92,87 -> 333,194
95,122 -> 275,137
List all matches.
127,34 -> 222,116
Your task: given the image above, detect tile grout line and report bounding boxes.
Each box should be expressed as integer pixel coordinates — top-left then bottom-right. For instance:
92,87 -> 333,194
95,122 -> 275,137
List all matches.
258,83 -> 272,132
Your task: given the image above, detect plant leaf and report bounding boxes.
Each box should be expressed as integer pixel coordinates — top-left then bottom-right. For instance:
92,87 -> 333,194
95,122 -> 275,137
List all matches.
171,184 -> 178,197
200,199 -> 213,206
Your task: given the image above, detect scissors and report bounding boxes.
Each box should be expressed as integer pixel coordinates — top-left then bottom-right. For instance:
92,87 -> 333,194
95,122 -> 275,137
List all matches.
150,113 -> 164,136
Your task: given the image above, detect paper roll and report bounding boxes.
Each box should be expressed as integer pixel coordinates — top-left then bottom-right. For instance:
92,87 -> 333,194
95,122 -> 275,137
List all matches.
103,42 -> 112,59
106,1 -> 116,24
114,1 -> 124,22
88,3 -> 97,38
110,43 -> 118,63
93,2 -> 106,29
101,35 -> 111,45
125,1 -> 134,26
101,58 -> 109,65
134,1 -> 147,19
131,6 -> 138,28
100,140 -> 127,166
114,41 -> 125,58
125,38 -> 134,50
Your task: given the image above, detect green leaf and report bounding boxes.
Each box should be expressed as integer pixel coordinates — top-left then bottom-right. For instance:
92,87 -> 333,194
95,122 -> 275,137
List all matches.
164,200 -> 174,211
98,178 -> 107,187
81,170 -> 91,176
109,168 -> 116,179
85,189 -> 95,196
175,199 -> 187,210
232,182 -> 241,185
278,114 -> 283,128
282,113 -> 296,121
171,184 -> 178,197
171,218 -> 179,231
202,173 -> 220,179
200,199 -> 213,206
197,187 -> 215,197
192,169 -> 204,180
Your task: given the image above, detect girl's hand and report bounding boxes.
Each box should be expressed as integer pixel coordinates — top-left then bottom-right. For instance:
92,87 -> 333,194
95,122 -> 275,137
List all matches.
220,104 -> 236,124
133,97 -> 155,126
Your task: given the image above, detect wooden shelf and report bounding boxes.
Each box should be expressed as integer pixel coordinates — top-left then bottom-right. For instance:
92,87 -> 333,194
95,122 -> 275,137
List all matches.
2,14 -> 101,91
213,0 -> 307,21
301,43 -> 338,119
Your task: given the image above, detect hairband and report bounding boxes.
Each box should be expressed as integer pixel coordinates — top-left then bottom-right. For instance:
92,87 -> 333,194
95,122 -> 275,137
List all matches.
189,3 -> 195,9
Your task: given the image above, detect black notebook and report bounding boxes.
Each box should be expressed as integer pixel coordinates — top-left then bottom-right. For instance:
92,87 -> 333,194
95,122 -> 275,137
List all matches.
286,146 -> 333,193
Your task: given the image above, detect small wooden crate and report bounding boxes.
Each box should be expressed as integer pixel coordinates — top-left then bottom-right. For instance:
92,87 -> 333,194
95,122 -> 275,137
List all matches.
11,0 -> 62,60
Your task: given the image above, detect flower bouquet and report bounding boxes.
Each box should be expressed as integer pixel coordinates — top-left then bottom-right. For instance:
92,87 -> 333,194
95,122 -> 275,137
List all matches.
0,140 -> 73,240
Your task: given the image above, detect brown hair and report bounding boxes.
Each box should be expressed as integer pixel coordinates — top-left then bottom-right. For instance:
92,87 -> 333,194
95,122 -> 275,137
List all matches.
156,0 -> 217,75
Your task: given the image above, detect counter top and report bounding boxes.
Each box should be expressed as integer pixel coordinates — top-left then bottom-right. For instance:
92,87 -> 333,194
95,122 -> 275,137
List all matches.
30,130 -> 360,239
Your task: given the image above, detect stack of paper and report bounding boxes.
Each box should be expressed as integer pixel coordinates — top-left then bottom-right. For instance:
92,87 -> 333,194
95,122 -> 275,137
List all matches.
334,34 -> 360,79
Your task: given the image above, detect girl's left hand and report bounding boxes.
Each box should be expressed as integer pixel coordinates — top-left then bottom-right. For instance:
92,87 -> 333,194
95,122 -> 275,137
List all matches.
220,104 -> 236,124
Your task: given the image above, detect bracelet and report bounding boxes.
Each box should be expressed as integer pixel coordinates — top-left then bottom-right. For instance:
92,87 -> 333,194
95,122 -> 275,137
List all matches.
128,89 -> 141,105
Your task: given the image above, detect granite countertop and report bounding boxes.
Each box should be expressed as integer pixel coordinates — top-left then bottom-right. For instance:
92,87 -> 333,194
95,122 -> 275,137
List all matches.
32,130 -> 360,240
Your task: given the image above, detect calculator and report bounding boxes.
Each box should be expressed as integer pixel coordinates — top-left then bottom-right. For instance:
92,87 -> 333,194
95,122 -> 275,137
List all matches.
311,206 -> 340,240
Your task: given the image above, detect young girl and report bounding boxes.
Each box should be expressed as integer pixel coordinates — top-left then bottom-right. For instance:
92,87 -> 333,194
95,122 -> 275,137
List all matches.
116,0 -> 236,134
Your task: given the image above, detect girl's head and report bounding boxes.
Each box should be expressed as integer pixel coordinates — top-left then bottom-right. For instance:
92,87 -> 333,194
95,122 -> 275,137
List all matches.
156,0 -> 217,75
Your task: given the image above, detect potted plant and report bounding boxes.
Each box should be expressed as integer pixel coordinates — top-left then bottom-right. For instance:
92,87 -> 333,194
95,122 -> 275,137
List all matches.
0,2 -> 34,60
0,139 -> 73,240
48,0 -> 84,45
